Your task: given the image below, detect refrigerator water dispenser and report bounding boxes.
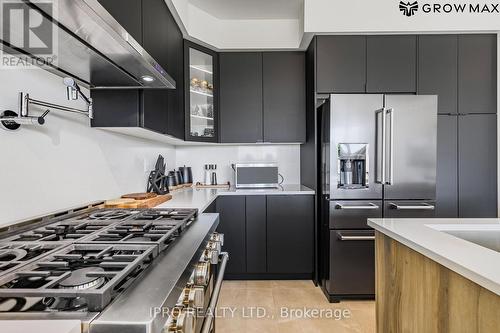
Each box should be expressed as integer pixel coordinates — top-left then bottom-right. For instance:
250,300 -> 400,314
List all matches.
338,143 -> 368,189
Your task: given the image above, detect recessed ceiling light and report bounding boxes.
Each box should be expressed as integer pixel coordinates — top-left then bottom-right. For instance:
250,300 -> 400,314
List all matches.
141,75 -> 155,82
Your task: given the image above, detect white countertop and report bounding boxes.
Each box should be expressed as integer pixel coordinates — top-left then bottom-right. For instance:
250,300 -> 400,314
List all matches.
368,218 -> 500,296
156,184 -> 315,212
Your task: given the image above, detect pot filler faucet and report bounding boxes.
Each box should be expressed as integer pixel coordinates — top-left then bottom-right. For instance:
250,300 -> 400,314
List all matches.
0,77 -> 93,131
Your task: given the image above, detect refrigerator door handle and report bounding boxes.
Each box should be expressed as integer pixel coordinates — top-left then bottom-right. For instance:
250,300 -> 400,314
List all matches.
389,203 -> 435,210
375,108 -> 386,184
386,108 -> 395,185
334,202 -> 380,210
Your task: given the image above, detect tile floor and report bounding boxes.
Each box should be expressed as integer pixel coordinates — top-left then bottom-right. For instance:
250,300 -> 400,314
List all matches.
216,280 -> 375,333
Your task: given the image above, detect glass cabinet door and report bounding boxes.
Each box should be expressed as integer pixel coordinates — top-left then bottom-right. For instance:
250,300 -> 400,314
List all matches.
185,42 -> 218,142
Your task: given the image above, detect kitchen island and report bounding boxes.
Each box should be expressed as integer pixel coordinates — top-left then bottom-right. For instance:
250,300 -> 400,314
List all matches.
368,218 -> 500,333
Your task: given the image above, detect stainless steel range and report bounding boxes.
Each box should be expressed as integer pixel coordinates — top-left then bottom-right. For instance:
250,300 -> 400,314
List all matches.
0,204 -> 226,333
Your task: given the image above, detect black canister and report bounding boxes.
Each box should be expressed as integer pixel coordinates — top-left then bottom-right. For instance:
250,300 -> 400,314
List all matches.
179,166 -> 193,184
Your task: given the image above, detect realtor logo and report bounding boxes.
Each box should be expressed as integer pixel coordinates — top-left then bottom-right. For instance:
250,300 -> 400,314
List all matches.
1,0 -> 58,68
399,1 -> 419,16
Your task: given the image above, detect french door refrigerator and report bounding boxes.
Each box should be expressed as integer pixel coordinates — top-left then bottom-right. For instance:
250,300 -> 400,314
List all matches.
319,94 -> 437,302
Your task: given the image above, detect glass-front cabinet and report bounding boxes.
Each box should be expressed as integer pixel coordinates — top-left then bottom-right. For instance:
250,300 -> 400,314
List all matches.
185,41 -> 218,142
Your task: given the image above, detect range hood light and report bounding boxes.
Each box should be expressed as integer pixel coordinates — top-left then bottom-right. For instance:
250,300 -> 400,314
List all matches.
141,75 -> 155,83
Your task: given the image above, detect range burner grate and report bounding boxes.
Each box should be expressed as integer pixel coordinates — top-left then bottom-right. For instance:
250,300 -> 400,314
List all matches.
0,243 -> 157,311
80,209 -> 198,251
0,243 -> 64,277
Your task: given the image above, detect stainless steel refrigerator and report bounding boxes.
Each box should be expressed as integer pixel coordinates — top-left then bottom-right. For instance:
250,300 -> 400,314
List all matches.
319,94 -> 437,302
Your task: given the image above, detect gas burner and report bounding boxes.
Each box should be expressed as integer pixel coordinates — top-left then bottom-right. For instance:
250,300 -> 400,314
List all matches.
0,243 -> 156,312
59,267 -> 106,290
0,243 -> 64,277
80,209 -> 198,252
87,210 -> 138,221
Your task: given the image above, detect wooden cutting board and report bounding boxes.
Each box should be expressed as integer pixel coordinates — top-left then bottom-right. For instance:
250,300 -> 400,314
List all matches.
104,194 -> 172,208
121,192 -> 157,200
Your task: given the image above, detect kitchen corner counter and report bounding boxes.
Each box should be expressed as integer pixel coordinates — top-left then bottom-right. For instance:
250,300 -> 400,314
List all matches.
368,218 -> 500,296
156,184 -> 315,212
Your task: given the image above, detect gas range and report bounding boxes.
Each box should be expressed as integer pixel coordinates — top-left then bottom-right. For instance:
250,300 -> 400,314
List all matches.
0,205 -> 224,333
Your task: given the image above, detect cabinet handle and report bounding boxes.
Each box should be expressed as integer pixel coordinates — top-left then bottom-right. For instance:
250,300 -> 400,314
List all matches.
338,235 -> 375,241
389,203 -> 435,210
335,203 -> 379,210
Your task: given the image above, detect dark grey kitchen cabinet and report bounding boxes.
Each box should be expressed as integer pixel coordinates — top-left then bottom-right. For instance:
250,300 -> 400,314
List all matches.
216,196 -> 246,274
458,35 -> 497,114
267,195 -> 314,275
91,0 -> 184,138
366,36 -> 417,93
263,52 -> 306,143
219,52 -> 263,143
316,36 -> 366,93
98,0 -> 142,44
245,196 -> 267,274
436,115 -> 459,218
143,0 -> 184,138
418,35 -> 458,115
458,114 -> 497,217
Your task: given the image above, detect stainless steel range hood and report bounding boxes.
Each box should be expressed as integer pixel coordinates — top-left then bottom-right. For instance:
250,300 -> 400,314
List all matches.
0,0 -> 176,89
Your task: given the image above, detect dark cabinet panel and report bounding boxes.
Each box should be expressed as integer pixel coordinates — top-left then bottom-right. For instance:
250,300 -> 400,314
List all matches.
262,52 -> 305,143
458,114 -> 497,217
216,196 -> 246,274
246,196 -> 267,274
418,35 -> 458,115
436,115 -> 458,218
90,90 -> 140,127
267,195 -> 314,274
219,52 -> 263,143
458,35 -> 497,114
98,0 -> 142,44
142,90 -> 168,134
316,36 -> 366,93
366,36 -> 417,93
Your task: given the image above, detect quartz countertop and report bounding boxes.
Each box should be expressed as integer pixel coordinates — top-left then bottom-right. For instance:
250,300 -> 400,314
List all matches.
156,184 -> 315,212
368,218 -> 500,296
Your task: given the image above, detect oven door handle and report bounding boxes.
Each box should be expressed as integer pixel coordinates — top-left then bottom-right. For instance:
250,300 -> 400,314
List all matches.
201,252 -> 229,333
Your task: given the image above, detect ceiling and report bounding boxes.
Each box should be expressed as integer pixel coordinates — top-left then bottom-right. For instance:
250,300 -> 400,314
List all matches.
188,0 -> 303,20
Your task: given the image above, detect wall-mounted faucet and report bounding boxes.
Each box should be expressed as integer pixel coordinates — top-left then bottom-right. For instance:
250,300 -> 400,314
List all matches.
0,77 -> 93,131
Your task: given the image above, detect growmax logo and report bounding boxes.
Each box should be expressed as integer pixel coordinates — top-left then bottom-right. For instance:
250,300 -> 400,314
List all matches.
399,1 -> 419,16
398,0 -> 500,16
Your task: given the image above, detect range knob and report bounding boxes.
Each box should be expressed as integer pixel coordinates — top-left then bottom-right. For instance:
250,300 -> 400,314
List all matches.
210,233 -> 224,246
164,307 -> 195,333
193,261 -> 210,286
206,240 -> 221,253
203,249 -> 219,265
181,286 -> 205,308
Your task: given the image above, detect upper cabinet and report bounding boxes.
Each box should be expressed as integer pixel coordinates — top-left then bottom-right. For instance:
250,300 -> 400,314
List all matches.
92,0 -> 184,138
316,36 -> 366,93
458,35 -> 497,114
366,36 -> 417,93
185,42 -> 219,142
219,52 -> 306,143
219,52 -> 263,143
263,52 -> 306,143
418,35 -> 458,115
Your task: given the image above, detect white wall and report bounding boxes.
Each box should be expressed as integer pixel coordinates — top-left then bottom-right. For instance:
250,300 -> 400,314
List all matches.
304,0 -> 500,33
0,69 -> 175,226
175,145 -> 301,185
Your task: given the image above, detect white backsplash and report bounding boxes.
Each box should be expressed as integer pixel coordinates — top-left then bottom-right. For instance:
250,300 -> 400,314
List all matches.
175,145 -> 301,185
0,69 -> 175,226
